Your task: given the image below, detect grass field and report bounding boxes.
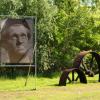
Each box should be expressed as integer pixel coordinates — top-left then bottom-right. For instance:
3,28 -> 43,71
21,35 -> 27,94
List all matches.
0,74 -> 100,100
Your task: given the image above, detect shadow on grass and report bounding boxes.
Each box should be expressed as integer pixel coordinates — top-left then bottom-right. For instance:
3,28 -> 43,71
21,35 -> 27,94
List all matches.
15,88 -> 37,91
47,84 -> 60,86
48,80 -> 100,87
87,80 -> 99,83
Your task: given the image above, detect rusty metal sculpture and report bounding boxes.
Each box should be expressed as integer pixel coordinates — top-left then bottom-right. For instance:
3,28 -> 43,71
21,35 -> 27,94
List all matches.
59,50 -> 100,86
59,68 -> 87,86
90,51 -> 100,82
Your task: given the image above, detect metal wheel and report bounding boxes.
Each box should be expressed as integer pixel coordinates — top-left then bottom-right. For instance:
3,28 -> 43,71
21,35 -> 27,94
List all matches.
66,70 -> 79,83
80,53 -> 98,76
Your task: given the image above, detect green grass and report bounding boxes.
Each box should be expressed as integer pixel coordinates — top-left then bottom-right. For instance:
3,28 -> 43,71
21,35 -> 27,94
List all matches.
0,74 -> 100,100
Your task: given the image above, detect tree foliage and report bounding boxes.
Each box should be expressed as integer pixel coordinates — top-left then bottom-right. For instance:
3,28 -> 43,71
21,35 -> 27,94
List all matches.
0,0 -> 100,72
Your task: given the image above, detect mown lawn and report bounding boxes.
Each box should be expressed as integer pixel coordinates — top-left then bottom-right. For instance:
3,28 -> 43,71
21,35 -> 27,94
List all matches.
0,74 -> 100,100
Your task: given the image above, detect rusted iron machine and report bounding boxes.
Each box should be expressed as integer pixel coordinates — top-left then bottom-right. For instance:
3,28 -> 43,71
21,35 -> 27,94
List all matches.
59,51 -> 100,86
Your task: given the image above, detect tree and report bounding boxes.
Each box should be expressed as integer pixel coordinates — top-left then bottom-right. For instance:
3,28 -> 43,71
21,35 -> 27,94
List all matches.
0,0 -> 100,73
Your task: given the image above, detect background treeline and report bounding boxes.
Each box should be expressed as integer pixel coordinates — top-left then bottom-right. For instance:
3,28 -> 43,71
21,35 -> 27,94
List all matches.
0,0 -> 100,75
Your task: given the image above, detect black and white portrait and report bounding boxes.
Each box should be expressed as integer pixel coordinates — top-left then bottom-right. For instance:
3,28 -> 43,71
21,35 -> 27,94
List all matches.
0,18 -> 34,64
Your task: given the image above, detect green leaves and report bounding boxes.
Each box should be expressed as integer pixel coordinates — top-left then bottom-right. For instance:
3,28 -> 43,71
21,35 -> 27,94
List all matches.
0,0 -> 100,72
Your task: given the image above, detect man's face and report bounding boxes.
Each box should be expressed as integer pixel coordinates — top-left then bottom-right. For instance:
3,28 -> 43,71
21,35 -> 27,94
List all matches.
6,24 -> 29,55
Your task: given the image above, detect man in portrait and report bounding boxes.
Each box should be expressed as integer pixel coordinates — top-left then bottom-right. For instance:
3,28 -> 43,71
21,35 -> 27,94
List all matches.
0,18 -> 34,64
